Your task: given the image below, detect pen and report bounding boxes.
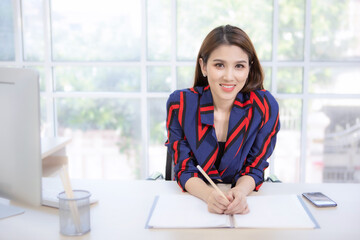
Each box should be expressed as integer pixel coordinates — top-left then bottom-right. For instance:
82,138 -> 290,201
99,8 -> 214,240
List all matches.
196,165 -> 229,203
60,166 -> 82,233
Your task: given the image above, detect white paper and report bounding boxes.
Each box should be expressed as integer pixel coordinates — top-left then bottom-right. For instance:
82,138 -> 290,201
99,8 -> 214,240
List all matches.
147,194 -> 317,229
0,197 -> 10,205
0,203 -> 25,219
233,195 -> 316,229
147,194 -> 230,228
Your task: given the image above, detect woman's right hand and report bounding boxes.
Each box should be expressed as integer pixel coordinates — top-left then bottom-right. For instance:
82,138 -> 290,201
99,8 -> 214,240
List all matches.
206,189 -> 231,214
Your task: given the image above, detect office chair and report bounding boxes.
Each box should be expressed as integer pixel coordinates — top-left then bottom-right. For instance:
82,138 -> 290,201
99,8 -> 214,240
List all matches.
165,150 -> 174,181
146,151 -> 173,181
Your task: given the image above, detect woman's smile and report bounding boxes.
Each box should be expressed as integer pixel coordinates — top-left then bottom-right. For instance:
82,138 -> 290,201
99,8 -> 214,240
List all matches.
219,83 -> 236,92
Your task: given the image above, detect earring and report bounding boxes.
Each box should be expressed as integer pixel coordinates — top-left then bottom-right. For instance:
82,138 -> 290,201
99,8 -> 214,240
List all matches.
203,74 -> 207,77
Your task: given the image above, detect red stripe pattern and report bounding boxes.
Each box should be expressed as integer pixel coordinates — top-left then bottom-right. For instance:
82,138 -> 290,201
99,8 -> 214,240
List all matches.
239,95 -> 280,190
165,86 -> 280,191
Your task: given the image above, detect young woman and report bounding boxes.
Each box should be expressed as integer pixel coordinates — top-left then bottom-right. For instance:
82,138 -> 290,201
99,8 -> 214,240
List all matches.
165,25 -> 280,215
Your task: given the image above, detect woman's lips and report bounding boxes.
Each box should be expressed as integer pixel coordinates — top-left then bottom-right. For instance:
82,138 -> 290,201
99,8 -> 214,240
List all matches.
220,84 -> 236,92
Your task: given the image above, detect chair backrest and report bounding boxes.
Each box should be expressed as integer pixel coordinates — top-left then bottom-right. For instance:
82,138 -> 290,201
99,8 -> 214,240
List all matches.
165,150 -> 174,181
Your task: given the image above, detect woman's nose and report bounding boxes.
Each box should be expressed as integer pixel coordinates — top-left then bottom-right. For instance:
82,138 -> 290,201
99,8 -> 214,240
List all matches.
223,68 -> 234,81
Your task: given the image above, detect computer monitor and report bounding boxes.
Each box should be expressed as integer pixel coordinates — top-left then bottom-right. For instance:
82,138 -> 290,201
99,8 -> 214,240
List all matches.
0,67 -> 42,206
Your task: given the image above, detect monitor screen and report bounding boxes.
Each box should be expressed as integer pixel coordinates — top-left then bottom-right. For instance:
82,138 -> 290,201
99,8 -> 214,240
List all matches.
0,67 -> 41,206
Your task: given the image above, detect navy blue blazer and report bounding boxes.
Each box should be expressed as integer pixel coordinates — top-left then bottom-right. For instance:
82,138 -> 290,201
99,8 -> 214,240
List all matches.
165,85 -> 280,191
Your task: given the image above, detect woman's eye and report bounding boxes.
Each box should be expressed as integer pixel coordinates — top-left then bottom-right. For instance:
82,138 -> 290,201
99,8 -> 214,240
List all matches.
215,63 -> 224,68
236,64 -> 244,68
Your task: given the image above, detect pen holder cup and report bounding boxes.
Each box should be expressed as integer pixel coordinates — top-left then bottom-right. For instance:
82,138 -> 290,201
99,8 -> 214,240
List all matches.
58,190 -> 91,236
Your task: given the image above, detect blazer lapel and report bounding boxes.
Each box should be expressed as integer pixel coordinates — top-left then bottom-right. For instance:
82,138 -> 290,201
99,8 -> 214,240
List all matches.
199,87 -> 214,126
195,88 -> 220,176
196,88 -> 215,150
218,93 -> 253,176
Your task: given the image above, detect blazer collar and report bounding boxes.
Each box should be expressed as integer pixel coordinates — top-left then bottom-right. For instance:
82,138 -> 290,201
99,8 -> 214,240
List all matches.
199,86 -> 214,126
198,86 -> 252,126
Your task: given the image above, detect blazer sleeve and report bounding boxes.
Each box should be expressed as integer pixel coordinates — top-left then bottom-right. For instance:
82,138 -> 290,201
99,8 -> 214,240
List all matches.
164,92 -> 199,191
235,91 -> 280,191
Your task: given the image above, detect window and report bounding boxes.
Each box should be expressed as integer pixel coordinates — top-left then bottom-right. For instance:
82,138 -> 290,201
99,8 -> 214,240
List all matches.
1,0 -> 359,183
0,0 -> 15,61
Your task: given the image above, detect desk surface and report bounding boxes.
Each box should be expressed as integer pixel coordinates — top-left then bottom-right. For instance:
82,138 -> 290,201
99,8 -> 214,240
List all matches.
1,180 -> 360,240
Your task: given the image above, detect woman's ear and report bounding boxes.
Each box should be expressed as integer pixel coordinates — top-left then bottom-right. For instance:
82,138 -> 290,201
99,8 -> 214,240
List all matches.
199,58 -> 207,77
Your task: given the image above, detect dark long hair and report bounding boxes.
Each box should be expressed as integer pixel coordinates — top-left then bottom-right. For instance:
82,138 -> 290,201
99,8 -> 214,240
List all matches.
193,25 -> 264,93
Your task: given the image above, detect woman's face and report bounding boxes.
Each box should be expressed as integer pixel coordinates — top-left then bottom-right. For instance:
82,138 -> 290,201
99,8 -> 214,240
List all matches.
199,44 -> 250,103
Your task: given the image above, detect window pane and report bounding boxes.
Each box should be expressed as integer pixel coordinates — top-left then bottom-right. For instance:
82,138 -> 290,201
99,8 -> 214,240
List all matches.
148,98 -> 167,176
57,98 -> 142,179
278,0 -> 305,61
147,66 -> 171,92
177,66 -> 194,89
263,67 -> 272,91
177,0 -> 273,61
147,0 -> 171,61
54,66 -> 140,92
22,0 -> 45,61
51,0 -> 141,61
277,67 -> 303,93
311,0 -> 360,60
274,99 -> 302,183
307,99 -> 360,183
0,0 -> 15,61
309,67 -> 360,94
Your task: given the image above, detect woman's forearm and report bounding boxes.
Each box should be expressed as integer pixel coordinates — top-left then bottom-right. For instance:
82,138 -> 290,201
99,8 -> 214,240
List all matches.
232,175 -> 256,195
184,177 -> 214,202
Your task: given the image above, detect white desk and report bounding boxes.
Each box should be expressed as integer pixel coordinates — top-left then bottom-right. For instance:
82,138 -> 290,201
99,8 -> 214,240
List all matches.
41,137 -> 71,177
1,181 -> 359,240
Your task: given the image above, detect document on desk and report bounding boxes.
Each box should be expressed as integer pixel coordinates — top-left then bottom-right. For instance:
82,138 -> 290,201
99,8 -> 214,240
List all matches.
0,203 -> 24,220
146,194 -> 318,229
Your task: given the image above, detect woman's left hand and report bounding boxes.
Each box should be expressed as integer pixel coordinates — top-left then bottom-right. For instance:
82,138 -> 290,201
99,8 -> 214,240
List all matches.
224,188 -> 249,215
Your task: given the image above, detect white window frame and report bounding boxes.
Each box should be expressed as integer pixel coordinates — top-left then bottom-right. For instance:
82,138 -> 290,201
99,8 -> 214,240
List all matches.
2,0 -> 360,182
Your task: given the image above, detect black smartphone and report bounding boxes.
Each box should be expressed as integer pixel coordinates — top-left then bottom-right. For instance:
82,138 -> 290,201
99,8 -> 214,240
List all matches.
302,192 -> 337,207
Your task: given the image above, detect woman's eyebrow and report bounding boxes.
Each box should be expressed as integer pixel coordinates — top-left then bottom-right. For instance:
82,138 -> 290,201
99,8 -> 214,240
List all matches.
212,59 -> 248,63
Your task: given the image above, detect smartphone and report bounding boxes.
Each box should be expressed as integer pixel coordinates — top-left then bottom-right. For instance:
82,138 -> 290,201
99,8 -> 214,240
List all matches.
302,192 -> 337,207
